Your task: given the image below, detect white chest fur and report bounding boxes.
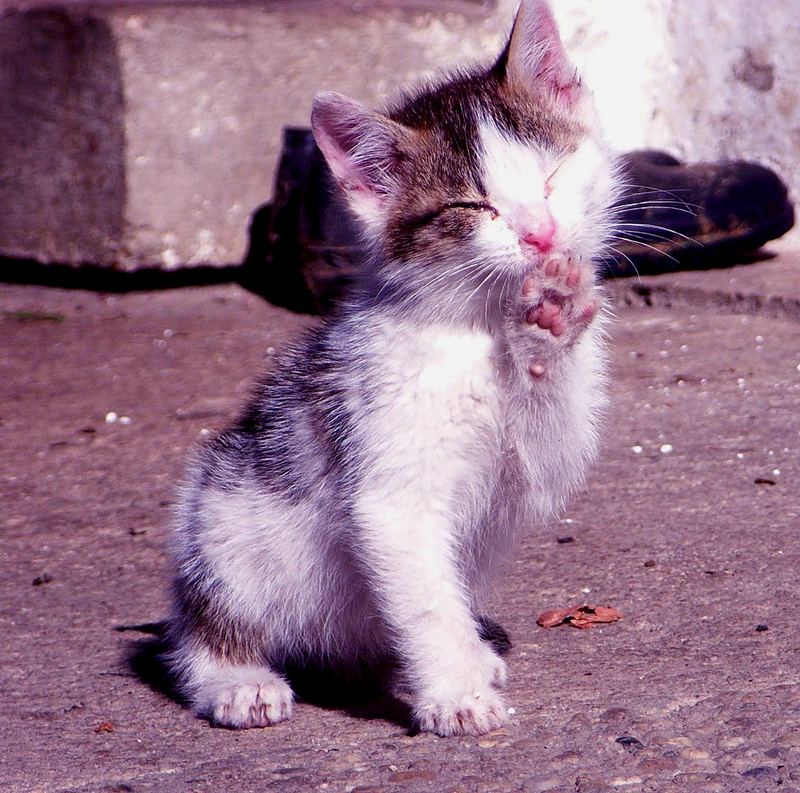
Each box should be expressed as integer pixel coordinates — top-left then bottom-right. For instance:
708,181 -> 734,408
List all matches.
350,316 -> 504,508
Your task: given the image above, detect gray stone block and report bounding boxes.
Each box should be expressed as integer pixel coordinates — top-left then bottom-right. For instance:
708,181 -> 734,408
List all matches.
0,11 -> 126,266
0,2 -> 506,270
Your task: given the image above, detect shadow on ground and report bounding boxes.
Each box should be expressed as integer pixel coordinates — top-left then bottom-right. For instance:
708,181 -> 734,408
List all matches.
122,615 -> 512,734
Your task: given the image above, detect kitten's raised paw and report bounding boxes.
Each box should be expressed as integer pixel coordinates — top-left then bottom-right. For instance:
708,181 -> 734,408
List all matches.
519,253 -> 599,358
415,688 -> 509,737
198,674 -> 294,729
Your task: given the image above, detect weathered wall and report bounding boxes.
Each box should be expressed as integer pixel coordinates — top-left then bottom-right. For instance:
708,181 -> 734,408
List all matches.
112,3 -> 509,269
552,0 -> 800,200
0,0 -> 797,269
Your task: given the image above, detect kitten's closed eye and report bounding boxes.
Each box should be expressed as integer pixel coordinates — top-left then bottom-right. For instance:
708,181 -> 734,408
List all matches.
409,200 -> 499,230
444,201 -> 499,219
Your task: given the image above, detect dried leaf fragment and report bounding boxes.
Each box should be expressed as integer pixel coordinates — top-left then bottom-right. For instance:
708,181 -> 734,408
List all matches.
94,722 -> 114,733
536,607 -> 575,628
537,604 -> 623,629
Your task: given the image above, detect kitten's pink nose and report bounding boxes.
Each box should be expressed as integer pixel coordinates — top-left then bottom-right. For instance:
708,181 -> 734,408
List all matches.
520,218 -> 556,254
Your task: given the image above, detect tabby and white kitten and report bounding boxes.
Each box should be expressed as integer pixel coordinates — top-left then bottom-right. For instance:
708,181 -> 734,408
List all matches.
167,0 -> 621,737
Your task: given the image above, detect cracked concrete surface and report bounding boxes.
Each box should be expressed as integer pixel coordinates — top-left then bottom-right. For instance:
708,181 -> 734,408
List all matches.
2,246 -> 800,792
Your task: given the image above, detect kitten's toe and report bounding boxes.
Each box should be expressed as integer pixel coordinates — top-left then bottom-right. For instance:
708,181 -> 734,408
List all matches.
577,299 -> 599,325
525,301 -> 565,337
198,675 -> 294,729
544,256 -> 562,278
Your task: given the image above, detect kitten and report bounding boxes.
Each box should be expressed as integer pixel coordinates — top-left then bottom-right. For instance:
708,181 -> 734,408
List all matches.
166,0 -> 621,737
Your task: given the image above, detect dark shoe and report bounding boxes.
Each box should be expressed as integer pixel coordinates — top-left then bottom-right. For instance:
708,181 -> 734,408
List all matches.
245,127 -> 364,314
604,149 -> 795,277
250,130 -> 795,312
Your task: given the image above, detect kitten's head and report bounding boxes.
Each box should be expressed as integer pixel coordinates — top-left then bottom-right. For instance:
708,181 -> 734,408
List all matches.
311,0 -> 622,318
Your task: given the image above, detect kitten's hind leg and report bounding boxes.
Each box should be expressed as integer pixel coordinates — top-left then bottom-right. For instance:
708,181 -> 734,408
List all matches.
173,644 -> 294,729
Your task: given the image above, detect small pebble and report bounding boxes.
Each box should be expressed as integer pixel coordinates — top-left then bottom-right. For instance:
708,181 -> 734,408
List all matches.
638,757 -> 677,773
575,777 -> 614,793
119,416 -> 132,425
741,766 -> 778,780
663,736 -> 692,747
644,560 -> 656,568
524,779 -> 561,792
32,574 -> 54,586
671,773 -> 717,786
772,468 -> 781,476
388,771 -> 437,783
507,707 -> 516,715
631,445 -> 643,455
720,737 -> 746,750
104,412 -> 118,424
660,444 -> 673,454
681,748 -> 711,760
615,736 -> 644,754
755,624 -> 769,632
557,536 -> 575,544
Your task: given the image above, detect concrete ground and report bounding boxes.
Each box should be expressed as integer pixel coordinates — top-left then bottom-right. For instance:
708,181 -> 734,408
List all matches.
2,244 -> 800,792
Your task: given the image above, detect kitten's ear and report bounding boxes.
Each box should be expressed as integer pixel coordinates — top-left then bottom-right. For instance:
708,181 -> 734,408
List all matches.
312,92 -> 409,226
502,0 -> 583,107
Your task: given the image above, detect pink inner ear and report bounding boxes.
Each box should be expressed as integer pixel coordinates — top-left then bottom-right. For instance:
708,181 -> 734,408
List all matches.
553,74 -> 582,107
315,128 -> 369,195
311,90 -> 413,210
506,0 -> 582,106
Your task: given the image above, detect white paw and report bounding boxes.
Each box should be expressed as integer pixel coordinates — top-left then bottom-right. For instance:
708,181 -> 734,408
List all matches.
414,644 -> 509,737
415,685 -> 508,737
196,675 -> 294,729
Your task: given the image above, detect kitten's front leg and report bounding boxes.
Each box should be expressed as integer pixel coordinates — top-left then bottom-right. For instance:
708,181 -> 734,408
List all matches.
355,491 -> 508,737
508,253 -> 602,380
